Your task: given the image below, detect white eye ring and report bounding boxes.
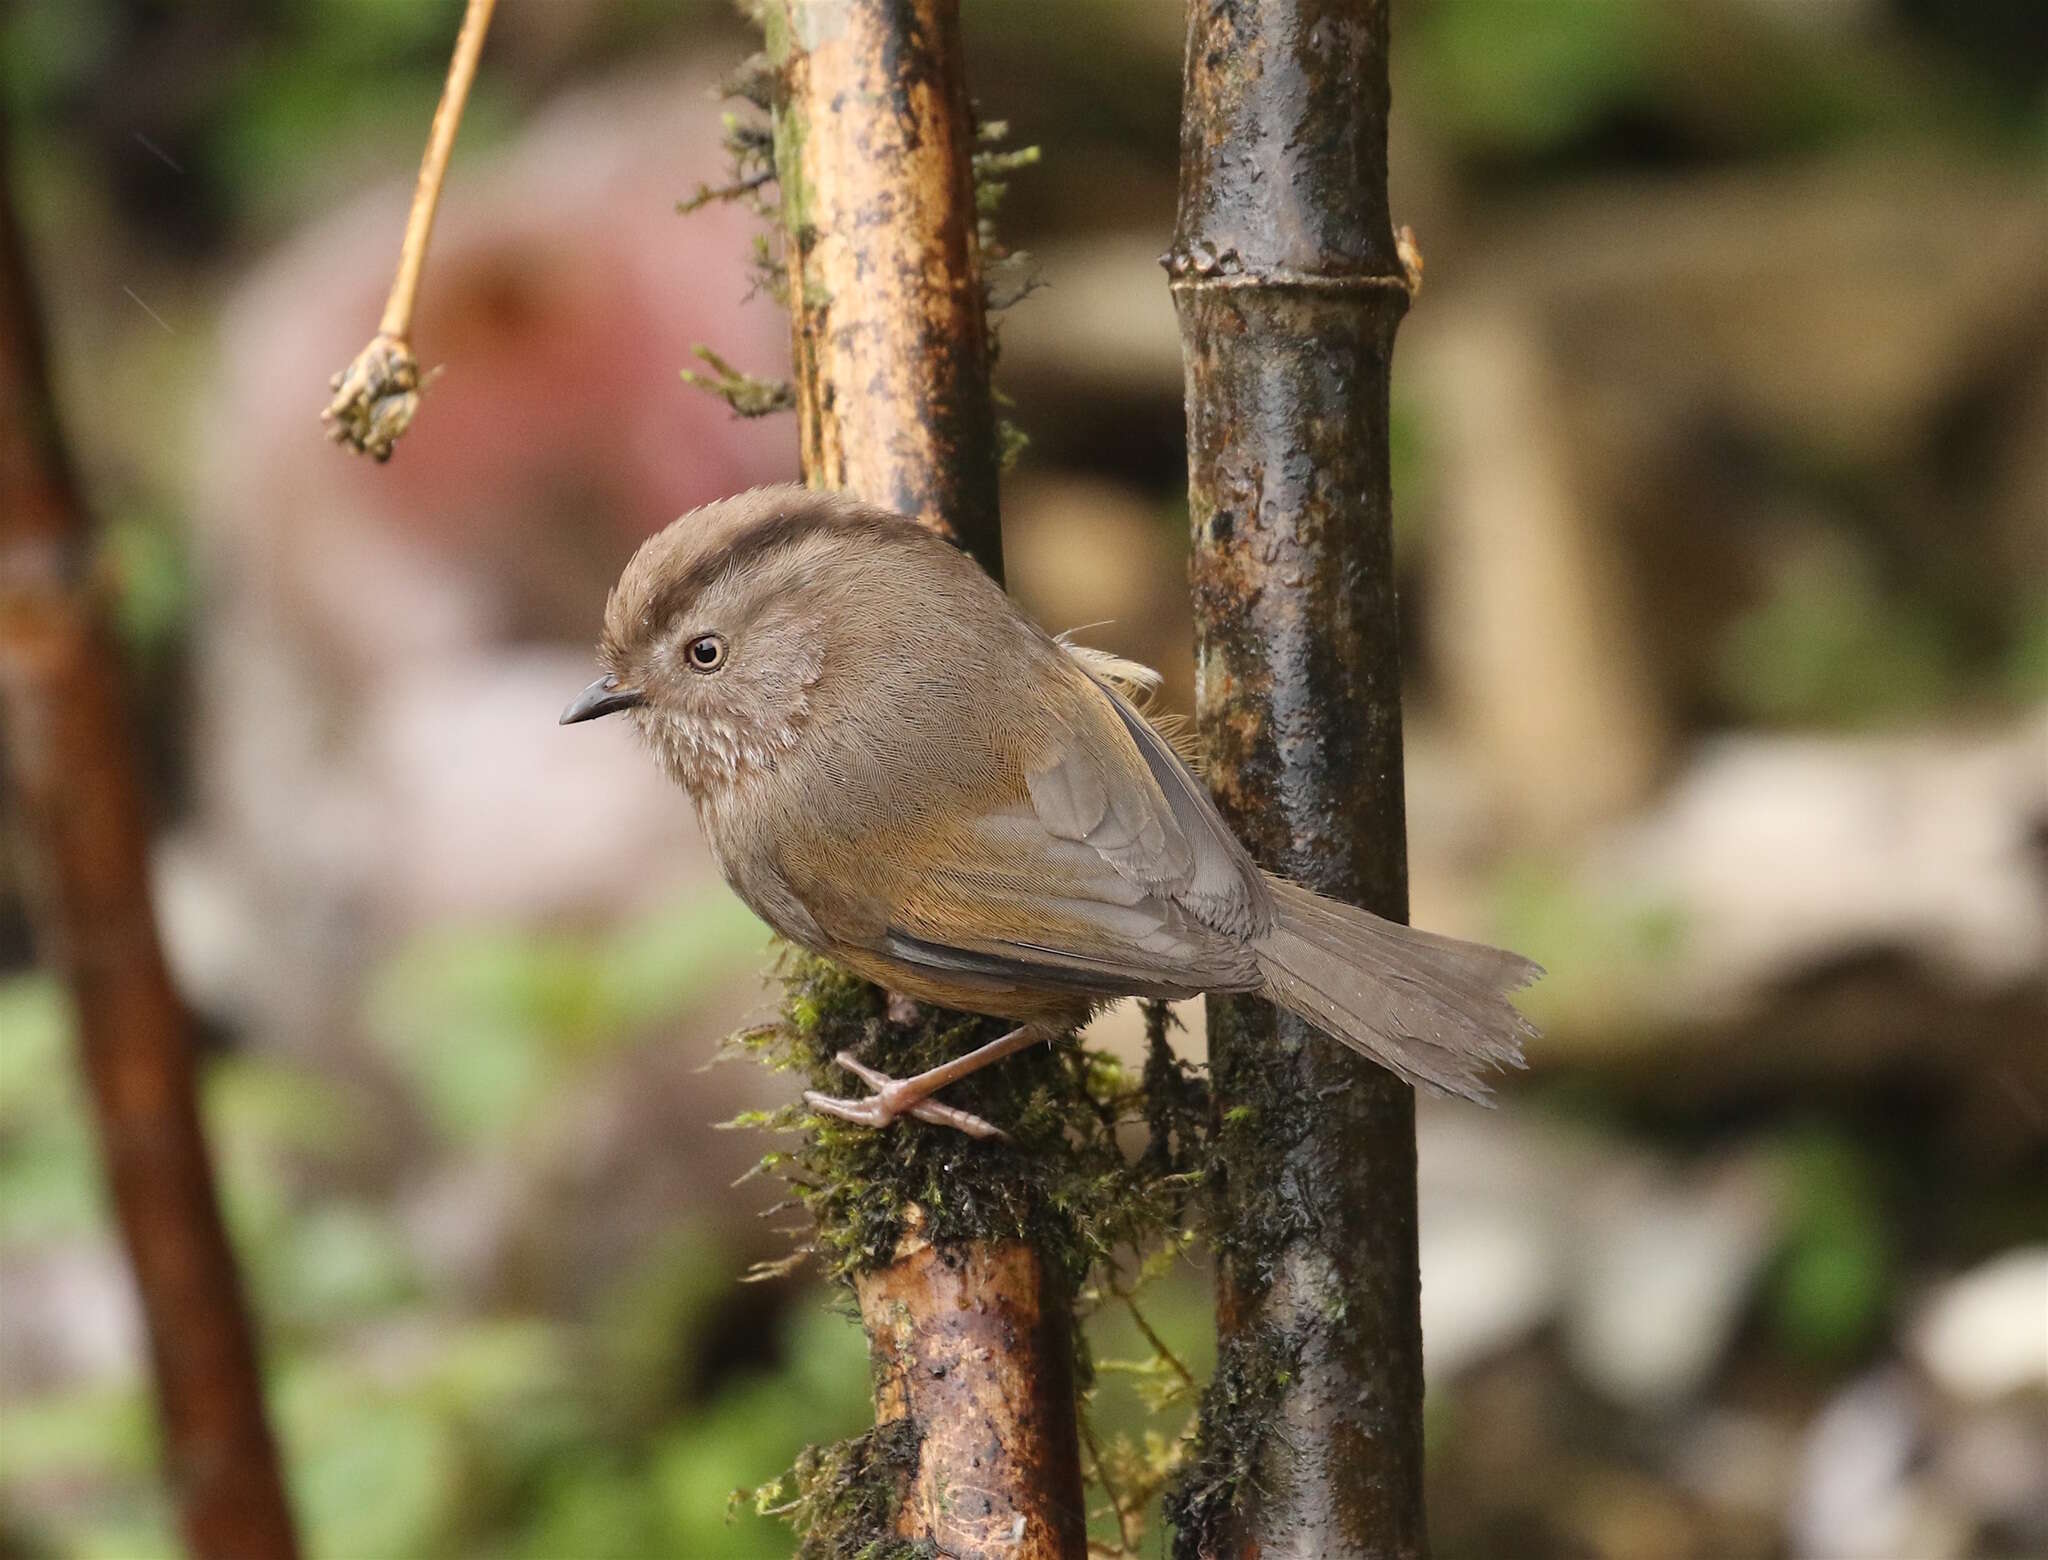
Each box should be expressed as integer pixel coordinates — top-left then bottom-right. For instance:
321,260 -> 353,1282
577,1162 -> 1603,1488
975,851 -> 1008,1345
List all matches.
684,633 -> 728,673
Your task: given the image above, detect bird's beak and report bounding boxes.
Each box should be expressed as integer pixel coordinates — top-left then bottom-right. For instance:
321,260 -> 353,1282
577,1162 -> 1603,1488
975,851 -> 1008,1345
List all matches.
559,674 -> 645,725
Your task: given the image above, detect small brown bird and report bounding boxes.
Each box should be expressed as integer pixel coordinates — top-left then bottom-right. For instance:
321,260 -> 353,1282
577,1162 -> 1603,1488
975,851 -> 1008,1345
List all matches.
563,487 -> 1538,1138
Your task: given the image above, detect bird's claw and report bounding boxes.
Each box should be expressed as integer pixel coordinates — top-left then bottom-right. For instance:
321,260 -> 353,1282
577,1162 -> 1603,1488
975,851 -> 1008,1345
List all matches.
803,1050 -> 1008,1141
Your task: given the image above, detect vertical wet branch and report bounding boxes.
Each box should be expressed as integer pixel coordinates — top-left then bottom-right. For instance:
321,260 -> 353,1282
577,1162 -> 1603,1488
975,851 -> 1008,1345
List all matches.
1164,2 -> 1425,1557
0,149 -> 299,1560
751,2 -> 1084,1555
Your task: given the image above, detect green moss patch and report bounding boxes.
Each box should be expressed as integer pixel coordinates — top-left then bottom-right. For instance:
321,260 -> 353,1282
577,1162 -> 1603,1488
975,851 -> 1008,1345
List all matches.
743,1417 -> 932,1560
1161,1326 -> 1302,1560
726,951 -> 1204,1297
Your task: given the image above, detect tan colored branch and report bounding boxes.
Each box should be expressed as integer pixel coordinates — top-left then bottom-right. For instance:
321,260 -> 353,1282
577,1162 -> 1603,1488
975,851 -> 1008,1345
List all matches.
1,136 -> 299,1560
857,1219 -> 1086,1559
322,0 -> 497,460
767,0 -> 1005,577
756,1 -> 1086,1553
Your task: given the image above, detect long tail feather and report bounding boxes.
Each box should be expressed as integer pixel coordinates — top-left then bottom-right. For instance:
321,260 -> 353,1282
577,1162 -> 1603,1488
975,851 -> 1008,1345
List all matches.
1254,878 -> 1540,1103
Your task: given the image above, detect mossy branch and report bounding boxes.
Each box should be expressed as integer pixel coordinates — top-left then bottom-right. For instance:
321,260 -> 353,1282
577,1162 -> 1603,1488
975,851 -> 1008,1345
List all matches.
730,3 -> 1208,1553
1161,1329 -> 1304,1559
678,167 -> 773,214
726,952 -> 1202,1290
738,1418 -> 930,1560
973,119 -> 1039,472
728,958 -> 1212,1556
1167,0 -> 1428,1549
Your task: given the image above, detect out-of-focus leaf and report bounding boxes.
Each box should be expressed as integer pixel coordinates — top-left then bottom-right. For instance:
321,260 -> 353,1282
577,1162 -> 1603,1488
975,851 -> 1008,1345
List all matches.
0,976 -> 70,1116
205,1054 -> 365,1163
652,1304 -> 870,1558
366,896 -> 765,1147
592,1223 -> 736,1434
278,1320 -> 572,1560
292,1394 -> 455,1560
0,0 -> 118,115
71,1515 -> 179,1560
1401,0 -> 1988,166
2003,596 -> 2048,700
1405,0 -> 1662,157
276,1203 -> 421,1330
1718,550 -> 1963,727
203,1056 -> 380,1330
513,1460 -> 668,1560
1491,860 -> 1687,1045
0,1382 -> 157,1485
0,977 -> 100,1242
1764,1129 -> 1895,1362
102,503 -> 192,662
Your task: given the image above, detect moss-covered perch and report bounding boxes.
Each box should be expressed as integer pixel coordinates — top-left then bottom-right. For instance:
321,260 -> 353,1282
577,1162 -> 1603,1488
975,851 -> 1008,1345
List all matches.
735,957 -> 1205,1556
733,1 -> 1079,1552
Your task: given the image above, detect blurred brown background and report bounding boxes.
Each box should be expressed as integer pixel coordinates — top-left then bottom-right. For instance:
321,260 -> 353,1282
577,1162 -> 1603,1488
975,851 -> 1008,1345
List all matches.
2,1 -> 2043,1556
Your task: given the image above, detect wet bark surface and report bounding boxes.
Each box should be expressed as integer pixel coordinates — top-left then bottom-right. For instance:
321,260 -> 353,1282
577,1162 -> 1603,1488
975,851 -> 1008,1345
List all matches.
857,1225 -> 1088,1559
0,152 -> 300,1560
1166,2 -> 1426,1557
758,4 -> 1084,1553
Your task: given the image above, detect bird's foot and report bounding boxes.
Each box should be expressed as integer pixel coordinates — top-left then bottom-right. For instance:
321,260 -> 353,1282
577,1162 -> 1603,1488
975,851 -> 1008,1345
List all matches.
803,1050 -> 1007,1141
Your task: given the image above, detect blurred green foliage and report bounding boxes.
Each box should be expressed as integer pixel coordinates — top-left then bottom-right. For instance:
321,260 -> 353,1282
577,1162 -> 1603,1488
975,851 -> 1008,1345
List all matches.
1490,859 -> 1687,1050
0,924 -> 878,1559
2001,597 -> 2048,702
1717,548 -> 1970,728
367,897 -> 766,1147
101,503 -> 193,667
1401,0 -> 2039,165
1763,1127 -> 1898,1362
0,979 -> 104,1244
0,942 -> 1221,1557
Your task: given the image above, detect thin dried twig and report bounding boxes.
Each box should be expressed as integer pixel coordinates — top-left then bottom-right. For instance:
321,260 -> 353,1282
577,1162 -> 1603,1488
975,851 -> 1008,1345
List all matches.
323,0 -> 497,460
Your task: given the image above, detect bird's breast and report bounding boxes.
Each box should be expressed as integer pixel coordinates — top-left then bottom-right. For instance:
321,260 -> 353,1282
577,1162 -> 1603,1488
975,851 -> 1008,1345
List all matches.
693,781 -> 823,945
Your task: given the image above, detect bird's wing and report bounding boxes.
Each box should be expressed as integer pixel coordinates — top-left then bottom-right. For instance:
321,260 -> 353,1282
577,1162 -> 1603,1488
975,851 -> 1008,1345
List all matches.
785,658 -> 1269,998
1074,673 -> 1273,941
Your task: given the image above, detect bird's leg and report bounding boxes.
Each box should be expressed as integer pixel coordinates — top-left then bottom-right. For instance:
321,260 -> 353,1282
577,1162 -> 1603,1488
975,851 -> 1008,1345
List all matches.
816,1053 -> 1008,1139
803,1023 -> 1057,1140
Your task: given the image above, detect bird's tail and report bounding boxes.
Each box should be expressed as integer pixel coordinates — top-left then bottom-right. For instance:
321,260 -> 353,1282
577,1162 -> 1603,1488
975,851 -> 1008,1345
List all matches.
1254,876 -> 1540,1103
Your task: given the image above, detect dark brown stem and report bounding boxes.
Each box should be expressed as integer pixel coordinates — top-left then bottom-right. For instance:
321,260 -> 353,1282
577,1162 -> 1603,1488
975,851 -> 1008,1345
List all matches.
1166,2 -> 1425,1556
0,139 -> 300,1560
756,2 -> 1083,1554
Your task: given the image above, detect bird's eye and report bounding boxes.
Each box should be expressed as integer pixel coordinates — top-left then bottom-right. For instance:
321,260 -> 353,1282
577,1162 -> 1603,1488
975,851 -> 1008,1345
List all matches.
685,633 -> 728,673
